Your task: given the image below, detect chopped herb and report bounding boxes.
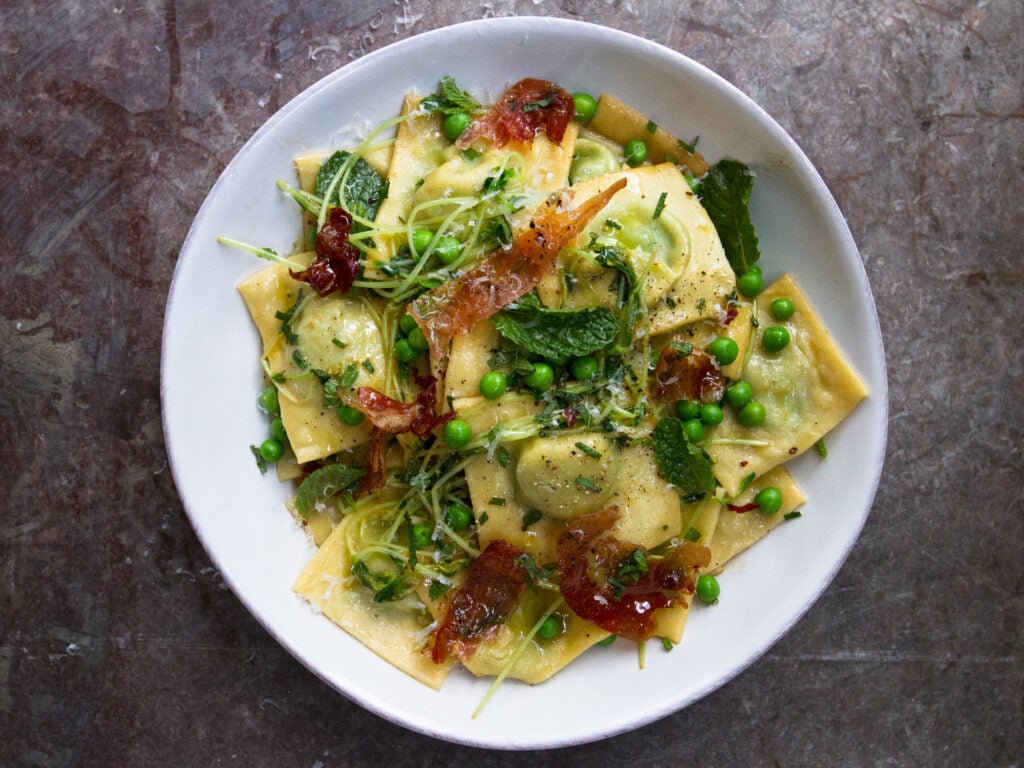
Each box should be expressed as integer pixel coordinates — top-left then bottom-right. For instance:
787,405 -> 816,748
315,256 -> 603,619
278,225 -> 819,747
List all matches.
607,548 -> 648,599
816,438 -> 828,458
521,509 -> 543,529
575,442 -> 602,460
489,497 -> 506,506
249,444 -> 268,474
678,136 -> 699,154
482,167 -> 515,193
338,363 -> 359,388
292,349 -> 309,370
274,291 -> 304,344
362,359 -> 376,374
784,511 -> 803,521
605,219 -> 622,230
270,371 -> 286,383
575,476 -> 601,492
697,297 -> 706,312
428,581 -> 450,601
738,472 -> 757,494
667,340 -> 693,357
331,338 -> 347,348
497,446 -> 510,468
661,637 -> 675,651
652,191 -> 668,220
523,97 -> 553,112
683,527 -> 701,542
515,553 -> 553,589
646,119 -> 658,134
351,559 -> 406,603
478,512 -> 489,525
462,147 -> 482,161
665,296 -> 677,309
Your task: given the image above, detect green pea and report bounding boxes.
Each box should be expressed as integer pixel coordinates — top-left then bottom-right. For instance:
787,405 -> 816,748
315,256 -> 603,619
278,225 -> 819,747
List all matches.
399,314 -> 419,336
537,614 -> 563,640
479,370 -> 507,400
337,404 -> 365,426
737,400 -> 766,428
597,634 -> 616,647
445,501 -> 473,531
443,111 -> 471,141
395,338 -> 419,362
258,385 -> 280,414
754,486 -> 783,516
524,363 -> 554,391
258,438 -> 284,463
696,574 -> 720,604
270,417 -> 288,443
434,234 -> 462,265
699,403 -> 724,426
444,419 -> 472,449
410,227 -> 433,256
407,326 -> 429,352
770,297 -> 795,321
762,326 -> 790,352
571,355 -> 598,381
623,139 -> 647,167
573,92 -> 598,123
676,400 -> 702,420
737,270 -> 764,297
707,336 -> 739,365
724,380 -> 752,409
411,523 -> 433,549
682,418 -> 705,443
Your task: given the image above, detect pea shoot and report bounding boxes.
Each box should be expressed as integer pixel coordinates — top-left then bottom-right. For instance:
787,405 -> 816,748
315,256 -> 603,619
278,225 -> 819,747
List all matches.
623,139 -> 647,167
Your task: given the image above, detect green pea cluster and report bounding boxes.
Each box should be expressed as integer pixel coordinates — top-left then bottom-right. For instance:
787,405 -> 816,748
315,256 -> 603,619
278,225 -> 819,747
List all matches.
256,385 -> 288,464
395,313 -> 430,364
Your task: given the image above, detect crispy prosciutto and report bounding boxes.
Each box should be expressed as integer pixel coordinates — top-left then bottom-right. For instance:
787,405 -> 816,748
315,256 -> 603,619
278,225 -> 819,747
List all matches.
431,540 -> 529,664
456,78 -> 575,150
411,178 -> 627,379
556,508 -> 711,641
290,207 -> 361,296
356,427 -> 389,496
653,345 -> 725,404
351,373 -> 453,440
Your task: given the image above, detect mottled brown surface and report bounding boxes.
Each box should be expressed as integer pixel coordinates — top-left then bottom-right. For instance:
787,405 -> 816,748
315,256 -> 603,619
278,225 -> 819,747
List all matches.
1,1 -> 1021,766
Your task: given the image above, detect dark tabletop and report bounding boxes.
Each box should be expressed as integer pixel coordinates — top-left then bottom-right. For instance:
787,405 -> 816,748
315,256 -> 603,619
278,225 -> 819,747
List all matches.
2,1 -> 1021,766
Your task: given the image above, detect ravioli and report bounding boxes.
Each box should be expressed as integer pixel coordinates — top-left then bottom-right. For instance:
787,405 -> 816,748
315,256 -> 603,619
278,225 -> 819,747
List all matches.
293,510 -> 454,690
707,275 -> 869,495
538,164 -> 735,334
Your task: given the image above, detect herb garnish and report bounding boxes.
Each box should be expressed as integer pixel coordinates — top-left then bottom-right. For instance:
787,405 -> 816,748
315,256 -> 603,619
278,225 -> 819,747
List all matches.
492,293 -> 618,359
652,192 -> 668,220
652,417 -> 716,497
294,464 -> 366,517
607,549 -> 648,599
697,159 -> 760,274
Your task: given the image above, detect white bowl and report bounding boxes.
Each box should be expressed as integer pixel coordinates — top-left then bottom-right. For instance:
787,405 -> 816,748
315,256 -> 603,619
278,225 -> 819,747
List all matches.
162,17 -> 887,749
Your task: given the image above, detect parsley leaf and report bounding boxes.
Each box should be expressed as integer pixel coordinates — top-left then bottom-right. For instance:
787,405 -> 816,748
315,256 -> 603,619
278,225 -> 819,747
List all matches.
697,159 -> 760,274
492,295 -> 618,359
652,417 -> 716,497
249,445 -> 268,474
294,464 -> 365,517
607,548 -> 648,599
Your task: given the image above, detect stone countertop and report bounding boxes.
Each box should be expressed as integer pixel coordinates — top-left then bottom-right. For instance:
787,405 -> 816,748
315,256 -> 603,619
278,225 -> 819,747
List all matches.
1,1 -> 1020,765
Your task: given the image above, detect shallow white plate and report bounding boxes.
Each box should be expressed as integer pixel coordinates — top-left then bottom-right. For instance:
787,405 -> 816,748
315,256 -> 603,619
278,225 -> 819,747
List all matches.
162,18 -> 887,749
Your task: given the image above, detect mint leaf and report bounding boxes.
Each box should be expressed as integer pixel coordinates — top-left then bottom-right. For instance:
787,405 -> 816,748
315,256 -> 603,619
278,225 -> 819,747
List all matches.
493,298 -> 618,359
351,559 -> 406,603
421,75 -> 480,115
316,151 -> 388,223
652,417 -> 716,497
294,464 -> 365,517
697,159 -> 760,274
